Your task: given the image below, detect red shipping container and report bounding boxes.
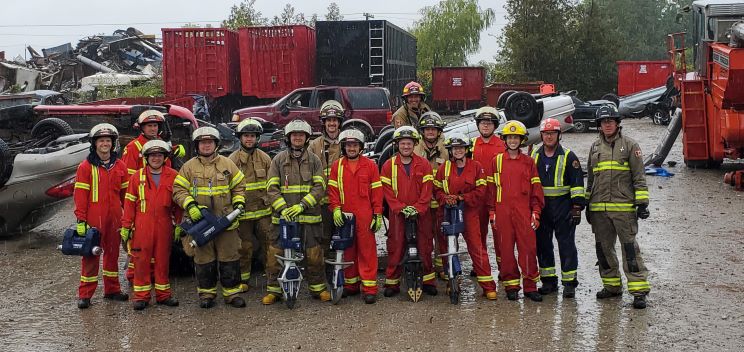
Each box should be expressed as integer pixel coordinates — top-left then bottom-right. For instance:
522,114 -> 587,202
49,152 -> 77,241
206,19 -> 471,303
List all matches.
238,25 -> 316,99
162,28 -> 241,98
484,82 -> 545,107
431,67 -> 485,112
617,61 -> 672,96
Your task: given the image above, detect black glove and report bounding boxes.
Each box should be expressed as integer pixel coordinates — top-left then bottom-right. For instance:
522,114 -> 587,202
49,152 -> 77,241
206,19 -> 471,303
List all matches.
636,205 -> 650,220
571,205 -> 582,226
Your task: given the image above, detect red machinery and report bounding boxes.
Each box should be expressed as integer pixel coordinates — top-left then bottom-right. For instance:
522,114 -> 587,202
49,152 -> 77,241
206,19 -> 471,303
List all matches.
670,1 -> 744,190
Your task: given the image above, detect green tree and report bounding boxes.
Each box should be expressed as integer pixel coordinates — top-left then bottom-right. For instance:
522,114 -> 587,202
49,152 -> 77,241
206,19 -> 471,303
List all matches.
412,0 -> 495,72
271,4 -> 317,27
222,0 -> 268,29
325,2 -> 343,21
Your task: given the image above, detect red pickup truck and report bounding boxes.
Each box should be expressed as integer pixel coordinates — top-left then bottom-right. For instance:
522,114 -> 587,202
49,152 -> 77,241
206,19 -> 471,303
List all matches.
233,85 -> 392,140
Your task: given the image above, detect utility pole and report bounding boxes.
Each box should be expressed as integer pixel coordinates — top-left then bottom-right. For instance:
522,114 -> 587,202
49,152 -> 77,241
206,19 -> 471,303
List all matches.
363,13 -> 374,21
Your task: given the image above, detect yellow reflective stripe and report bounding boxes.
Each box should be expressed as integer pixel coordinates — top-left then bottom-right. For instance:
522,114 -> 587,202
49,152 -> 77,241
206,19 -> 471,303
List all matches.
127,168 -> 137,175
138,169 -> 146,213
128,262 -> 135,269
327,179 -> 339,188
432,180 -> 443,188
271,214 -> 322,224
302,193 -> 317,207
434,257 -> 443,266
244,180 -> 267,191
422,174 -> 434,183
312,175 -> 326,189
193,185 -> 231,196
134,140 -> 143,151
267,285 -> 283,294
635,190 -> 649,200
125,193 -> 137,202
391,156 -> 398,196
561,270 -> 577,281
154,283 -> 171,291
384,278 -> 400,285
182,196 -> 196,209
362,280 -> 377,287
232,195 -> 246,205
443,160 -> 451,194
133,284 -> 152,292
222,286 -> 242,296
174,175 -> 190,189
80,275 -> 98,283
543,186 -> 571,197
502,278 -> 520,286
266,177 -> 280,188
370,181 -> 382,189
198,287 -> 218,294
345,276 -> 360,284
102,270 -> 118,278
308,283 -> 327,292
239,207 -> 272,220
282,185 -> 312,194
229,171 -> 245,189
241,272 -> 251,281
475,178 -> 487,186
593,161 -> 630,172
91,166 -> 99,203
486,175 -> 494,184
570,187 -> 585,198
477,276 -> 494,282
540,267 -> 557,277
337,161 -> 345,204
430,200 -> 439,208
530,177 -> 541,184
423,272 -> 436,281
589,202 -> 635,212
380,176 -> 392,185
121,181 -> 129,189
553,148 -> 569,188
601,277 -> 622,286
494,154 -> 502,203
627,281 -> 651,291
271,197 -> 287,210
74,182 -> 91,190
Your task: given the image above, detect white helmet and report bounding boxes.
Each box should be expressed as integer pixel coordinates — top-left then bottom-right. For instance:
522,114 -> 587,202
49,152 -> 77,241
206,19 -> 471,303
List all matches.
141,139 -> 170,158
90,123 -> 118,139
284,119 -> 312,137
137,109 -> 165,125
192,126 -> 221,143
339,128 -> 365,144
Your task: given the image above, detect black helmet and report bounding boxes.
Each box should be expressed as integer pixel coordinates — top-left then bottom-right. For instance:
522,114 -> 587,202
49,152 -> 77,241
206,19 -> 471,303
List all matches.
418,111 -> 446,132
595,104 -> 621,123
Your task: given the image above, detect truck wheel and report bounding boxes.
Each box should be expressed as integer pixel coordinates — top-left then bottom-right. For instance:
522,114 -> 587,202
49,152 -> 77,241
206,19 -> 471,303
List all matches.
0,137 -> 11,187
374,129 -> 395,153
496,90 -> 516,109
505,92 -> 540,128
377,143 -> 394,171
573,121 -> 588,133
601,93 -> 620,108
31,118 -> 74,141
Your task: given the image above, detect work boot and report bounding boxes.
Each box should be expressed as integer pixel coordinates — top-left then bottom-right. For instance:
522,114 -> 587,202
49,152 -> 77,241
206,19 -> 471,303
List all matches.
383,286 -> 400,297
596,288 -> 622,299
633,295 -> 647,309
437,271 -> 447,280
363,294 -> 377,304
485,290 -> 498,301
538,281 -> 558,295
262,293 -> 279,305
228,296 -> 246,308
342,287 -> 360,298
132,301 -> 148,311
525,291 -> 543,302
506,290 -> 519,301
103,292 -> 129,301
239,283 -> 250,293
469,270 -> 477,277
563,285 -> 576,299
156,297 -> 179,307
199,297 -> 215,309
314,290 -> 332,302
422,285 -> 438,296
77,298 -> 91,309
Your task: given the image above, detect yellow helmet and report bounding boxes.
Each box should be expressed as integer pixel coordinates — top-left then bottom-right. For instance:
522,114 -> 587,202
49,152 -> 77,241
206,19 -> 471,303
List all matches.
500,120 -> 528,140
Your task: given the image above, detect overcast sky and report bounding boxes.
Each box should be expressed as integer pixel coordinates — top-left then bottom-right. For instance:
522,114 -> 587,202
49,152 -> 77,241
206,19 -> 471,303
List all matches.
0,0 -> 507,64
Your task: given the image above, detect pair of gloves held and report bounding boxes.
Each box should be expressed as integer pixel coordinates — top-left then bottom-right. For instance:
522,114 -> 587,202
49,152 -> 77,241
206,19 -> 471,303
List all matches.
333,208 -> 384,232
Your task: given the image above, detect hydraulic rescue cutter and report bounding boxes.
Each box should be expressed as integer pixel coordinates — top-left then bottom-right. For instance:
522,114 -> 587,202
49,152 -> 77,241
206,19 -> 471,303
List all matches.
401,215 -> 423,302
326,212 -> 355,304
277,218 -> 304,309
58,227 -> 103,257
181,207 -> 243,248
440,202 -> 468,304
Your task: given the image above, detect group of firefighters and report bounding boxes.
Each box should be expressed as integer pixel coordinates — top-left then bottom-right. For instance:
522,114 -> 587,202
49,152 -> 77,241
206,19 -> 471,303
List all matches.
71,81 -> 652,311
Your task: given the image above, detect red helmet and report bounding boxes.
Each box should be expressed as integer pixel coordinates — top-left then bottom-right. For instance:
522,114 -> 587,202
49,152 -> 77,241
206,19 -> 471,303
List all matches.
402,81 -> 425,98
540,118 -> 561,133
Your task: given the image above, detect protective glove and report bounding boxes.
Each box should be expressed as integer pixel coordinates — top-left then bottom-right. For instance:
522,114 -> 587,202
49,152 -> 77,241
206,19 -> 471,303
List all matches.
402,206 -> 418,218
370,214 -> 383,232
174,226 -> 183,242
120,227 -> 131,242
187,203 -> 203,222
444,194 -> 458,206
233,201 -> 245,213
227,218 -> 240,231
282,204 -> 304,220
333,208 -> 345,227
76,221 -> 89,236
173,144 -> 186,158
531,212 -> 540,231
571,205 -> 583,226
636,205 -> 650,220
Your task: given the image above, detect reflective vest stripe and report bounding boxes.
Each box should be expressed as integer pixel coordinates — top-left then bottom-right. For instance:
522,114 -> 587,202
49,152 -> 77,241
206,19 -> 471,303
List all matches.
391,156 -> 398,196
91,166 -> 99,203
443,160 -> 451,194
337,159 -> 345,205
138,169 -> 146,213
531,148 -> 571,197
494,154 -> 503,203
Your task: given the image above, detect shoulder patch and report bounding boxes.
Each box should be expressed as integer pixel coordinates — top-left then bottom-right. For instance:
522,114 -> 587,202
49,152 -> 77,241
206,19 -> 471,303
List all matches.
635,149 -> 642,158
572,160 -> 581,169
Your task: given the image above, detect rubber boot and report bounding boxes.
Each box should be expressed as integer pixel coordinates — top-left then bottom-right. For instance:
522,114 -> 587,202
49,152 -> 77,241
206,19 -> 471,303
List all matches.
525,291 -> 543,302
103,292 -> 129,301
157,297 -> 179,307
132,301 -> 148,310
422,285 -> 438,296
239,282 -> 250,293
200,297 -> 215,309
262,293 -> 279,305
219,261 -> 243,306
229,296 -> 247,308
538,278 -> 558,295
485,291 -> 498,300
364,294 -> 377,304
506,290 -> 519,301
195,261 -> 218,307
596,288 -> 622,299
563,285 -> 576,299
383,286 -> 400,297
342,287 -> 360,298
78,298 -> 91,309
633,295 -> 647,309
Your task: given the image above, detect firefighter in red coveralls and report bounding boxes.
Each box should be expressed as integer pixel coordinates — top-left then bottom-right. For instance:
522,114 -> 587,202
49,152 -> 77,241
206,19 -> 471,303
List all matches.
433,132 -> 498,300
121,110 -> 185,283
380,126 -> 437,298
469,106 -> 507,274
73,123 -> 130,309
121,140 -> 182,310
490,120 -> 545,302
327,129 -> 384,304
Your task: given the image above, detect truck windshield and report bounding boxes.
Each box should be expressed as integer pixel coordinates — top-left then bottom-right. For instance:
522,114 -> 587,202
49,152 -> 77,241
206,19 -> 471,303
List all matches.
346,89 -> 390,109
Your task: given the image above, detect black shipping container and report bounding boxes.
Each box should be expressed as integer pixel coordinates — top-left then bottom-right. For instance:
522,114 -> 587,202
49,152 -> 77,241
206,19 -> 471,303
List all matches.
316,20 -> 417,105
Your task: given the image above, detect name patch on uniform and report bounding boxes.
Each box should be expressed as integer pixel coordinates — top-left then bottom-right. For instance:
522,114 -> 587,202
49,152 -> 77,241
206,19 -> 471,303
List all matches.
436,158 -> 444,164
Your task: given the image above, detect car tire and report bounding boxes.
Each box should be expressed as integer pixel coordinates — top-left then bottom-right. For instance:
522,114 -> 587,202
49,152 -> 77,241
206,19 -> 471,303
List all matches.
374,128 -> 395,154
0,137 -> 11,187
377,143 -> 394,171
573,121 -> 588,133
31,118 -> 74,141
496,90 -> 516,109
504,92 -> 540,128
601,93 -> 620,108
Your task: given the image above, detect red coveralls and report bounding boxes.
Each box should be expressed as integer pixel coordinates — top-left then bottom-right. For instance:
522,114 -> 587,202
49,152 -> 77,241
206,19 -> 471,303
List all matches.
73,157 -> 129,299
327,156 -> 383,295
434,159 -> 497,292
122,166 -> 182,303
122,134 -> 170,280
470,136 -> 506,262
380,154 -> 435,288
490,152 -> 545,293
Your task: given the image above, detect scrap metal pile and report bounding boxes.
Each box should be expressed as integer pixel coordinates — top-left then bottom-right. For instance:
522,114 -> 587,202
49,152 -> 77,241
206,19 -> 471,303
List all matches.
0,27 -> 161,94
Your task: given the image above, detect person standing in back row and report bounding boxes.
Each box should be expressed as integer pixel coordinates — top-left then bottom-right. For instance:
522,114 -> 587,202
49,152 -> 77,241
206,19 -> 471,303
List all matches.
392,81 -> 431,129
